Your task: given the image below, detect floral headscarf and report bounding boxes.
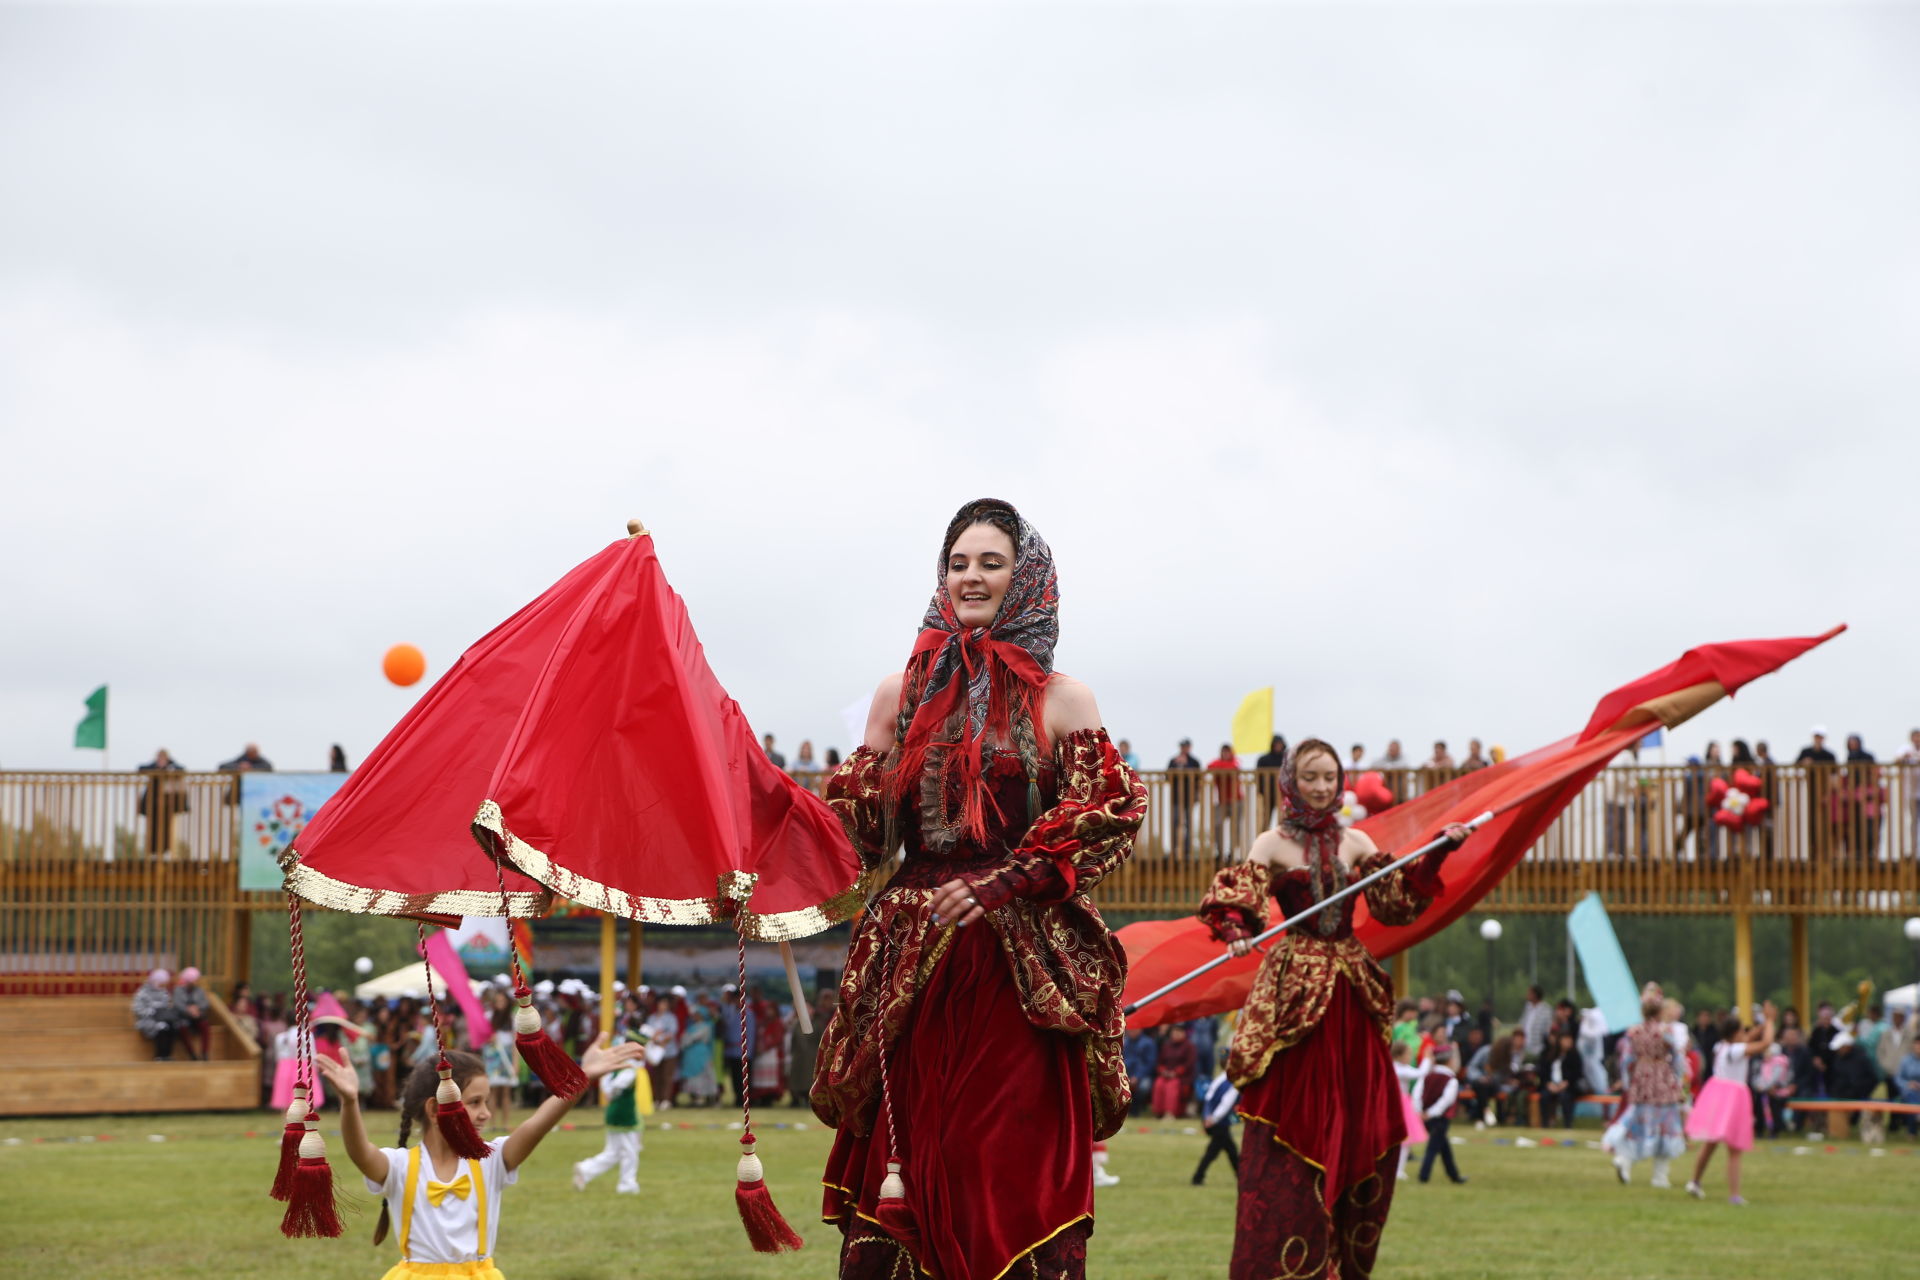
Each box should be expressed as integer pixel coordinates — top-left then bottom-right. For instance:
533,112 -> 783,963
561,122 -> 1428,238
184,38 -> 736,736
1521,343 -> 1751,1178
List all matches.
1277,740 -> 1348,937
889,498 -> 1058,845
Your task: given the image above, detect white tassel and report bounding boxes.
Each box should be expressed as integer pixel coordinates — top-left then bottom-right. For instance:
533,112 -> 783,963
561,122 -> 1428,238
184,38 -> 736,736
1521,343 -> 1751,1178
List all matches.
299,1121 -> 326,1161
737,1138 -> 765,1184
436,1068 -> 461,1107
513,996 -> 542,1037
879,1159 -> 906,1201
284,1084 -> 309,1127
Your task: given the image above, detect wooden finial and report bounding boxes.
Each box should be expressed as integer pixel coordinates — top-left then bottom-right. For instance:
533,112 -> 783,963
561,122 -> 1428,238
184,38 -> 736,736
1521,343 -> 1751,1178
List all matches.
626,518 -> 648,537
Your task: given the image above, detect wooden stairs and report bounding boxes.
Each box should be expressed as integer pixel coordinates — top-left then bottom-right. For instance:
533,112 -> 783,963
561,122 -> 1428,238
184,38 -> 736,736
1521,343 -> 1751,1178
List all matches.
0,993 -> 260,1116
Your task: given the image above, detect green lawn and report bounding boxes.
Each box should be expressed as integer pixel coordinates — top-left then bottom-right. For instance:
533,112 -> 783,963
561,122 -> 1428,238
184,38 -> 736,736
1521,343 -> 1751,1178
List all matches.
2,1109 -> 1914,1278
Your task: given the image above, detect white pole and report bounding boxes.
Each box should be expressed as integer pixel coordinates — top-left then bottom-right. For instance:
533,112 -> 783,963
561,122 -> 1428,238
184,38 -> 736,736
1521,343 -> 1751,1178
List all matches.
1125,811 -> 1495,1017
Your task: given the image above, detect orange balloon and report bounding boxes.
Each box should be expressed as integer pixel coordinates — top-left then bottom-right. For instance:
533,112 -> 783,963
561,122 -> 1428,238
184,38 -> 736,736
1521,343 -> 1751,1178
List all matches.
382,644 -> 427,687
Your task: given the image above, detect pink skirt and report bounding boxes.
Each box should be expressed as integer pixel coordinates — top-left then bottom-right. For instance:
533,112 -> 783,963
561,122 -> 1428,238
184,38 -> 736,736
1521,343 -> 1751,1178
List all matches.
1685,1078 -> 1754,1151
1399,1089 -> 1428,1146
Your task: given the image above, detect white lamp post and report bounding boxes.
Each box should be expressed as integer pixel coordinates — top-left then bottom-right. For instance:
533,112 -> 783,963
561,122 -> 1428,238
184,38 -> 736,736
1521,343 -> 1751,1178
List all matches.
1479,918 -> 1503,1010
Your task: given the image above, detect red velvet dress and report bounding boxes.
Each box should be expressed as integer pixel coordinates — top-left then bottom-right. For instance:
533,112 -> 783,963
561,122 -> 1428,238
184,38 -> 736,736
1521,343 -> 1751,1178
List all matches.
1200,851 -> 1441,1280
813,729 -> 1146,1280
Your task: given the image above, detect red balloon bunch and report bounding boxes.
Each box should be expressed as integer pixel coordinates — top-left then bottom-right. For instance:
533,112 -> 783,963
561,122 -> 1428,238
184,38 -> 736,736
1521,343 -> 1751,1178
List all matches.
1352,771 -> 1396,814
1709,769 -> 1771,830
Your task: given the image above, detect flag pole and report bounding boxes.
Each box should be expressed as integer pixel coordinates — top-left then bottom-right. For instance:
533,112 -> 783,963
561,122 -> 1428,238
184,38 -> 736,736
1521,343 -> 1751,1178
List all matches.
1123,810 -> 1495,1017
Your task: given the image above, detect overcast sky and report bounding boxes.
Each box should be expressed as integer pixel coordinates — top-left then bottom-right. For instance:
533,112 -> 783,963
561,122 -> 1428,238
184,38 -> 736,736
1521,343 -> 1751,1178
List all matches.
2,3 -> 1914,775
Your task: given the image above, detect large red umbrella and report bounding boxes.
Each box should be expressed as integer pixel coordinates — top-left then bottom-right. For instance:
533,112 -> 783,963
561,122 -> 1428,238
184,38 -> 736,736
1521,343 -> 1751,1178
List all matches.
279,523 -> 864,1251
1119,626 -> 1846,1029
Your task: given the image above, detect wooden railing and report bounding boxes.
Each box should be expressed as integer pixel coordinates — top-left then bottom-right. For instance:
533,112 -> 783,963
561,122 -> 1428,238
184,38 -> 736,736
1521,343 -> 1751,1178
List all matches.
3,763 -> 1915,996
1095,762 -> 1920,917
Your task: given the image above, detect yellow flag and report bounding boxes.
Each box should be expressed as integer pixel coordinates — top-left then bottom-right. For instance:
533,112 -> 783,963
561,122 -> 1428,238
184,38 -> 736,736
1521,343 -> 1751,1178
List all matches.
1231,687 -> 1274,759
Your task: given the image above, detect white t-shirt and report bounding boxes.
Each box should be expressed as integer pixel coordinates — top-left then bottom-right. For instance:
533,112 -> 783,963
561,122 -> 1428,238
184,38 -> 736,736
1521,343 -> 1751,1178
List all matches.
1712,1041 -> 1749,1083
366,1144 -> 517,1264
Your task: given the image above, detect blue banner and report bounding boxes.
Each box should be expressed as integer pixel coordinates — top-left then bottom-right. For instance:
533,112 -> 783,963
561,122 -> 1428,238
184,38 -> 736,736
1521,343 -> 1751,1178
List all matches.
238,772 -> 349,891
1567,892 -> 1640,1033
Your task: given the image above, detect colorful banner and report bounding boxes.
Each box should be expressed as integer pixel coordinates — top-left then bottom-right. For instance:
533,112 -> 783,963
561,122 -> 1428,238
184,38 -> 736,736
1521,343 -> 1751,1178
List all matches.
423,927 -> 494,1050
238,772 -> 349,891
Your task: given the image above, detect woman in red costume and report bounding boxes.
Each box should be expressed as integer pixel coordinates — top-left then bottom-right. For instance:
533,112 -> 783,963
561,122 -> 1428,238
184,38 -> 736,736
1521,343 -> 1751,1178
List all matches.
811,497 -> 1147,1280
1200,739 -> 1466,1280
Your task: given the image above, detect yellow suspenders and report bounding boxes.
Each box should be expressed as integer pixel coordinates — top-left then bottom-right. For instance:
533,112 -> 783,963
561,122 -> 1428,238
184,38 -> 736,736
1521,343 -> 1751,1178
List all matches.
398,1146 -> 491,1261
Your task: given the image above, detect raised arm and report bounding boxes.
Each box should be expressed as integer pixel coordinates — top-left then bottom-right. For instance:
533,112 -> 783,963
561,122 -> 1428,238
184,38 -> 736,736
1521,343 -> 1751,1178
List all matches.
313,1051 -> 388,1185
1355,824 -> 1470,927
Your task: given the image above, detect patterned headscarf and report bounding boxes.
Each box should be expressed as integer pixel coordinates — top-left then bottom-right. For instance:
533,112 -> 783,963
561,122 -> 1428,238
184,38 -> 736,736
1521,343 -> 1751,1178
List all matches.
1277,739 -> 1348,937
889,499 -> 1059,845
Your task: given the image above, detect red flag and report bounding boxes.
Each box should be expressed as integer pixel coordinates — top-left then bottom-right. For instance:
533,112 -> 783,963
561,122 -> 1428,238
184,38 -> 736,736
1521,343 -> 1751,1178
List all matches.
1119,626 -> 1845,1028
510,918 -> 536,971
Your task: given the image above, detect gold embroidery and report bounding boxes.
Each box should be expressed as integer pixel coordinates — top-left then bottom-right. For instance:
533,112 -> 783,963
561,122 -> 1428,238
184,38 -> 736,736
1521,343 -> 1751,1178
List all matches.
470,800 -> 867,941
810,730 -> 1145,1142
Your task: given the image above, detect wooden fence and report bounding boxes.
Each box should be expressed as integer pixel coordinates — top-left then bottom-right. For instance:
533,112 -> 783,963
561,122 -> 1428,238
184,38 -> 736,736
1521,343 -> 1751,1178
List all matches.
3,763 -> 1915,995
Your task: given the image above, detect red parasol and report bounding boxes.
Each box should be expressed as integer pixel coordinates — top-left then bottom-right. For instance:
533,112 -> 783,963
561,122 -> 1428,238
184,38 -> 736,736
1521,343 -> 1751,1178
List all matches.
1119,625 -> 1846,1028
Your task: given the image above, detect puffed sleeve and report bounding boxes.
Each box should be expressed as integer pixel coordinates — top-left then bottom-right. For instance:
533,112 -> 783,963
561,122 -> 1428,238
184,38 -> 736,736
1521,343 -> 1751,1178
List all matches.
1356,844 -> 1449,927
1199,859 -> 1272,944
969,728 -> 1147,910
824,746 -> 893,872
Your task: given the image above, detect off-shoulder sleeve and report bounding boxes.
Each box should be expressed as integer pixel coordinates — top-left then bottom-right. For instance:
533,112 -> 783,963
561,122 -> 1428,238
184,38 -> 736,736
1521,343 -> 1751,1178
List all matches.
1199,859 -> 1272,944
1357,845 -> 1446,927
825,746 -> 893,872
970,728 -> 1147,910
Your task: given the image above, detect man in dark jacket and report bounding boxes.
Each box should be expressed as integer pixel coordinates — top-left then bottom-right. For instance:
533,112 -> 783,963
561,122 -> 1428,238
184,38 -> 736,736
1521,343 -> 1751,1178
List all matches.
1254,735 -> 1289,829
137,749 -> 188,856
1167,740 -> 1202,860
1827,1032 -> 1878,1126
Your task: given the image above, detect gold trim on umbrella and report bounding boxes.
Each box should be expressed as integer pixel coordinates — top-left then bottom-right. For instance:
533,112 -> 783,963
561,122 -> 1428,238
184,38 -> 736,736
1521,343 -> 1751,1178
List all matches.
471,799 -> 867,942
280,845 -> 554,919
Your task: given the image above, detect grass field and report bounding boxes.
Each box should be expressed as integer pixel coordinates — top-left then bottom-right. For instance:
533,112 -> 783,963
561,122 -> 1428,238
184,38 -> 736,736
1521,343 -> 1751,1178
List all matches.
2,1109 -> 1914,1278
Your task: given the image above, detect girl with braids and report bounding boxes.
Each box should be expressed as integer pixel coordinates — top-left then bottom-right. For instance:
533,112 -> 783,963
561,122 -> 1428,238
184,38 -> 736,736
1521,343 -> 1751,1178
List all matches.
1199,740 -> 1467,1280
315,1038 -> 641,1279
811,497 -> 1147,1280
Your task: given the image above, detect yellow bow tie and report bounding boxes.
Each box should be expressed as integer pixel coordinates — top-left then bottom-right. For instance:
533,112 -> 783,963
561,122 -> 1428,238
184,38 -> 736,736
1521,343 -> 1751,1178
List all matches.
426,1173 -> 472,1207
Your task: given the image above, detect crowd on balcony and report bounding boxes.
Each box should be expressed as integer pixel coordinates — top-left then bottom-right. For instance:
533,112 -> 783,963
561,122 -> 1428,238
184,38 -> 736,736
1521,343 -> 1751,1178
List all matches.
755,724 -> 1920,866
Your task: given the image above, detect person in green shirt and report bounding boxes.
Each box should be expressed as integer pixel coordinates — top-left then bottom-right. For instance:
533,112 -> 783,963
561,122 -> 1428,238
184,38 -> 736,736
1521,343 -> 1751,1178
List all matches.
571,1041 -> 645,1194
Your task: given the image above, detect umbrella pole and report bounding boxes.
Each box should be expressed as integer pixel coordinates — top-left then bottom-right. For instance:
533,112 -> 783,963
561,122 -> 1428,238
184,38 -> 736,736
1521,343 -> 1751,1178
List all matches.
1123,811 -> 1494,1017
599,912 -> 617,1040
779,941 -> 812,1035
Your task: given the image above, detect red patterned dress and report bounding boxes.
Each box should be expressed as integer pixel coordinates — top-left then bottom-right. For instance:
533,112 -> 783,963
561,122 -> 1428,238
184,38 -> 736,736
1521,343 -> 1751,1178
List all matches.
1199,849 -> 1442,1280
812,728 -> 1146,1280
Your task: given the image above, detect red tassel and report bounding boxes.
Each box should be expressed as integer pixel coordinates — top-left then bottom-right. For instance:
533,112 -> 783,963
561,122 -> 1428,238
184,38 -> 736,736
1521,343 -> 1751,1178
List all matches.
270,1087 -> 307,1201
270,1123 -> 302,1201
432,1064 -> 494,1159
513,990 -> 587,1099
735,1138 -> 804,1253
278,1125 -> 343,1239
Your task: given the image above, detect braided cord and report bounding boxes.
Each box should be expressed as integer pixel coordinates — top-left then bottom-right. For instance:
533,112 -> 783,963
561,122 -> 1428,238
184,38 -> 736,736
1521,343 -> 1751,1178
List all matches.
735,926 -> 753,1142
416,921 -> 449,1068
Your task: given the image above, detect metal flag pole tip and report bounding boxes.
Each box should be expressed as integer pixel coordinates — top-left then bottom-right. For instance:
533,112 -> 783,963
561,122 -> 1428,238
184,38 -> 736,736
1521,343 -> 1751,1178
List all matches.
1123,810 -> 1496,1017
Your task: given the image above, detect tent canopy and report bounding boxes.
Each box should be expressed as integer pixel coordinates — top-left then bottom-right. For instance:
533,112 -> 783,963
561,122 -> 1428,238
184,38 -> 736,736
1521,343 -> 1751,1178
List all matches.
353,959 -> 492,1001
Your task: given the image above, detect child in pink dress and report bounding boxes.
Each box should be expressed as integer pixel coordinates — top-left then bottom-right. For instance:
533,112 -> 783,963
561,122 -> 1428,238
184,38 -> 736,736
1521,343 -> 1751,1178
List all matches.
1685,1001 -> 1776,1205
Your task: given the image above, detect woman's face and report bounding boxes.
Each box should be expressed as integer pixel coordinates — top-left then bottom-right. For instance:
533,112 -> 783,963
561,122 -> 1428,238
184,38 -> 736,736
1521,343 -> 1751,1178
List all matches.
946,523 -> 1016,630
1295,750 -> 1342,812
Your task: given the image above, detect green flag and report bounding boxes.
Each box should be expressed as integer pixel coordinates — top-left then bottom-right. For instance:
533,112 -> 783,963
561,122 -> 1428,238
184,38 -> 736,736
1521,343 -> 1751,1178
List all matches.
74,685 -> 107,750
